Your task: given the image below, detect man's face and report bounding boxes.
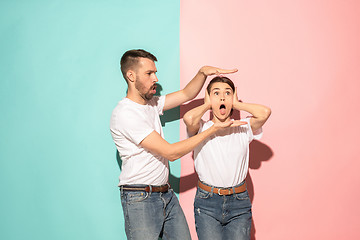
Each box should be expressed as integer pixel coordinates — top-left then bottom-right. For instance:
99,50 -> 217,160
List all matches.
134,57 -> 158,101
209,82 -> 234,121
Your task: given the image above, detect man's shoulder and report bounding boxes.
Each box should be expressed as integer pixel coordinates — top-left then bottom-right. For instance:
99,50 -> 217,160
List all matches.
111,99 -> 129,116
148,95 -> 164,107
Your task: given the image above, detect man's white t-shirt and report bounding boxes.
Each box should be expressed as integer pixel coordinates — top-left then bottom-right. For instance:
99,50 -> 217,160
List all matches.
110,96 -> 168,186
193,118 -> 262,188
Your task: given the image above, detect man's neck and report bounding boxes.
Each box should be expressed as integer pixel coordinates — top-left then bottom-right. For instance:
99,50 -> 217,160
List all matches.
126,91 -> 148,105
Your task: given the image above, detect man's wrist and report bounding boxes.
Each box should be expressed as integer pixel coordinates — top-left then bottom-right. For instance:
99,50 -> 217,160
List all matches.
198,66 -> 207,77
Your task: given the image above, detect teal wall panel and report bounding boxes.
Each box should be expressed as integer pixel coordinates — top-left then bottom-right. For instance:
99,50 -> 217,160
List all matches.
0,1 -> 180,239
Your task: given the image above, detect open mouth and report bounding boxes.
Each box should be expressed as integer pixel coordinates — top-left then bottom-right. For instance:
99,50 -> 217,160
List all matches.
151,84 -> 157,93
219,104 -> 226,115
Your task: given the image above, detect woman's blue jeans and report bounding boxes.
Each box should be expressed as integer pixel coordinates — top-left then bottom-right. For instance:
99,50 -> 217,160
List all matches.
194,181 -> 252,240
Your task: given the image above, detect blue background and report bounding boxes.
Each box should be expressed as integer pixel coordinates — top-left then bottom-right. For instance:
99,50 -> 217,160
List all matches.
0,1 -> 180,239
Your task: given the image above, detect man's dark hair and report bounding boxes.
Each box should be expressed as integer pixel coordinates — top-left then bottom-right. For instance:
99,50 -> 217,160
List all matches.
207,76 -> 235,94
120,49 -> 157,82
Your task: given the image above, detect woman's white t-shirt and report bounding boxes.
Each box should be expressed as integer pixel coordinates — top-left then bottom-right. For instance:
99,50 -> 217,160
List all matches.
193,118 -> 262,188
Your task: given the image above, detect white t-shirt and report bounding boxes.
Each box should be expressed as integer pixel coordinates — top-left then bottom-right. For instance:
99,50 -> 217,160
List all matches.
193,118 -> 262,188
110,96 -> 168,186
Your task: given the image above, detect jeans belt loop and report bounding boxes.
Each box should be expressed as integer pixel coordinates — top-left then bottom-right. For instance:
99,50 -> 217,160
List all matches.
232,186 -> 236,195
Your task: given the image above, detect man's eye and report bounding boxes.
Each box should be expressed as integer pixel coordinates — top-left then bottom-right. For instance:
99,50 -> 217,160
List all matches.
226,92 -> 231,95
214,92 -> 219,95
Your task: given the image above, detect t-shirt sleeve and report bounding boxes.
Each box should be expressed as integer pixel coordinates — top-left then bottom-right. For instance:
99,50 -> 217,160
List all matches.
149,95 -> 165,116
117,110 -> 154,145
243,117 -> 263,142
157,95 -> 166,115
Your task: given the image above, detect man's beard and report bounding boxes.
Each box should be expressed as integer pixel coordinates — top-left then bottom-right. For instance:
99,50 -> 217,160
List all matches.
135,81 -> 155,101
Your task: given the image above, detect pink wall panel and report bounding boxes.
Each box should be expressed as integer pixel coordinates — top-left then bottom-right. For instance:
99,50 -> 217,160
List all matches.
179,1 -> 360,239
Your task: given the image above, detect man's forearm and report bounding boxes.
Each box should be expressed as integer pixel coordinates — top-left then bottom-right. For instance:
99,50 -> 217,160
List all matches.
182,69 -> 207,101
166,125 -> 217,161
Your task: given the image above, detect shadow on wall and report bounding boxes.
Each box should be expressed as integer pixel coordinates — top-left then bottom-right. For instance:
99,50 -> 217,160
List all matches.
247,140 -> 273,240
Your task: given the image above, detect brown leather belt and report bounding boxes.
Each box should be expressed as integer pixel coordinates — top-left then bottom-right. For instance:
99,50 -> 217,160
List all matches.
198,181 -> 246,195
121,184 -> 170,193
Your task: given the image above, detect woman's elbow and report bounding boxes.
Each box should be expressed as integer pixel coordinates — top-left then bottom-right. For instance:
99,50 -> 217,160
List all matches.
183,113 -> 194,126
257,107 -> 271,123
264,107 -> 271,118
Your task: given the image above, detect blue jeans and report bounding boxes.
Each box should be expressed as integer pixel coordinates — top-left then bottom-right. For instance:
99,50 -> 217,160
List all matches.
194,181 -> 252,240
120,186 -> 191,240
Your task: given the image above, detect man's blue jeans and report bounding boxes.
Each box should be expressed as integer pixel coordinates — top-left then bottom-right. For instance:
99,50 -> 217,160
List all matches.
194,181 -> 252,240
120,186 -> 191,240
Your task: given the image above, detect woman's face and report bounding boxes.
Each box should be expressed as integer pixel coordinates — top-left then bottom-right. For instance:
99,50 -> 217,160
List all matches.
209,82 -> 234,122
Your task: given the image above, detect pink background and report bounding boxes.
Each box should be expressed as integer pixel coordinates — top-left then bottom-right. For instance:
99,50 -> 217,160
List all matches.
179,0 -> 360,239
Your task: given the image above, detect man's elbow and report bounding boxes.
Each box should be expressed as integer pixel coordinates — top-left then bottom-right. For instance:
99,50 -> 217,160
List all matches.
163,151 -> 181,162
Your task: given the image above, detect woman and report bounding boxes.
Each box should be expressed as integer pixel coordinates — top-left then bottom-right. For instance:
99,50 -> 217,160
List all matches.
183,76 -> 271,240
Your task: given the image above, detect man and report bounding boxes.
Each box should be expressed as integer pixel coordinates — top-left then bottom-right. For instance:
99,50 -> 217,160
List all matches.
110,49 -> 240,240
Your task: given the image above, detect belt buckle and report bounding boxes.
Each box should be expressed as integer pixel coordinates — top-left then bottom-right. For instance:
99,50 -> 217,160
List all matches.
217,188 -> 231,196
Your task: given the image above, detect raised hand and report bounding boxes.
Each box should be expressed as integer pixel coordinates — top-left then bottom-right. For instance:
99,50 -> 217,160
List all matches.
200,66 -> 238,77
204,89 -> 211,110
233,87 -> 240,105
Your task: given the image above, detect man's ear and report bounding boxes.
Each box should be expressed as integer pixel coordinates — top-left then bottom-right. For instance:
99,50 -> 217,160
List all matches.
126,70 -> 136,82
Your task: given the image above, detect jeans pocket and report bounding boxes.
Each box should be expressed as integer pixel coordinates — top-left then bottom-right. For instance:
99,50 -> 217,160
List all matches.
124,191 -> 149,203
235,190 -> 250,201
195,188 -> 211,199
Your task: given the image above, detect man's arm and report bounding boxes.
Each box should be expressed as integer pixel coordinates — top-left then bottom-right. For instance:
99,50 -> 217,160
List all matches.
140,120 -> 243,161
163,66 -> 237,111
232,87 -> 271,132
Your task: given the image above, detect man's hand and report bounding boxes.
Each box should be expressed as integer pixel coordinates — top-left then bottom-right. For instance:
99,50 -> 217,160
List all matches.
199,66 -> 238,77
164,66 -> 237,111
212,120 -> 248,130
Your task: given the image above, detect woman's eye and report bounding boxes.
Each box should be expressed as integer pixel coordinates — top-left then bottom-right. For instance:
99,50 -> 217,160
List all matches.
226,92 -> 231,95
214,92 -> 219,95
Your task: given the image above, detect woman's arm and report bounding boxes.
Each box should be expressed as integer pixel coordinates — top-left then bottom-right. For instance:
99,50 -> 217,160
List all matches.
183,90 -> 211,136
232,87 -> 271,132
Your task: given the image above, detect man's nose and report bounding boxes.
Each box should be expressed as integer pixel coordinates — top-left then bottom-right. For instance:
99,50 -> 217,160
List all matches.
152,74 -> 158,82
